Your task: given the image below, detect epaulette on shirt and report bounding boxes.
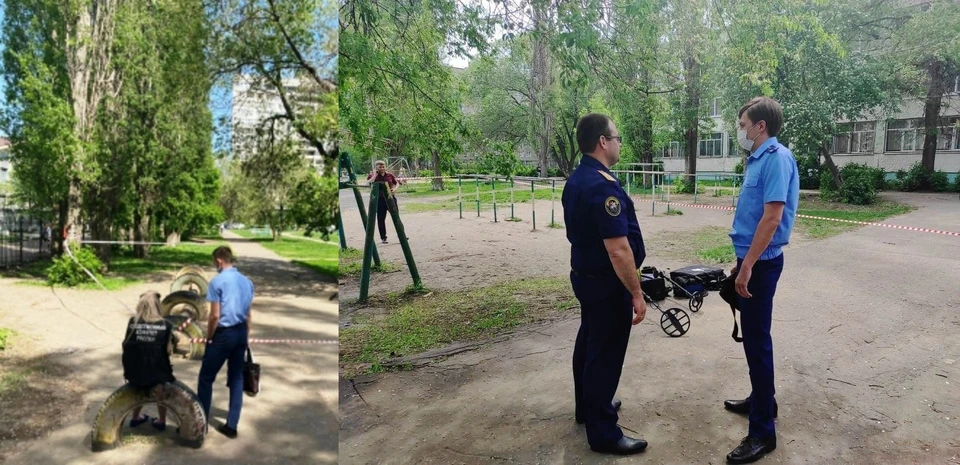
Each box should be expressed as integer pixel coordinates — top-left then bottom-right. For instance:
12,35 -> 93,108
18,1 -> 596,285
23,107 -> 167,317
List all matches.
765,145 -> 779,153
597,170 -> 616,182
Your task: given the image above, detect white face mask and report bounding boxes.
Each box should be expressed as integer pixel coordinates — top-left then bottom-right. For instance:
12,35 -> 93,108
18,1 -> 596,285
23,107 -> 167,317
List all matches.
737,123 -> 759,151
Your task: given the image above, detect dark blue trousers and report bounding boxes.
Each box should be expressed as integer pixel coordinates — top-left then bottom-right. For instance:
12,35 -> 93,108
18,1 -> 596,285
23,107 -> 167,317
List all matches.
736,253 -> 784,439
571,271 -> 633,448
197,324 -> 248,429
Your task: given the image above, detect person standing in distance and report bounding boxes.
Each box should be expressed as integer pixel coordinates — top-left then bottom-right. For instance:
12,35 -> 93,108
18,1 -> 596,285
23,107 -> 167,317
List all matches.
198,246 -> 255,439
562,113 -> 648,456
366,160 -> 400,244
723,97 -> 799,464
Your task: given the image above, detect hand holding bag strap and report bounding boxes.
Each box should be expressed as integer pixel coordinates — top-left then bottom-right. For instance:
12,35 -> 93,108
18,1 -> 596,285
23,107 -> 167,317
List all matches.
719,272 -> 743,343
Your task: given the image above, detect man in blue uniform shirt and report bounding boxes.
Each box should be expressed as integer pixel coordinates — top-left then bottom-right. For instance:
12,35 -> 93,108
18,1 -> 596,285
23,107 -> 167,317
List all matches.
724,97 -> 799,464
562,113 -> 648,456
198,246 -> 255,439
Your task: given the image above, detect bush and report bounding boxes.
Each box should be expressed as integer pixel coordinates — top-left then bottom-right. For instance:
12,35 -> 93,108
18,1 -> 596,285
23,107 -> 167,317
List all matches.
839,163 -> 885,191
930,170 -> 951,192
839,172 -> 878,205
819,164 -> 878,205
673,176 -> 705,194
47,246 -> 104,286
954,173 -> 960,193
796,155 -> 821,190
896,162 -> 928,191
734,159 -> 745,175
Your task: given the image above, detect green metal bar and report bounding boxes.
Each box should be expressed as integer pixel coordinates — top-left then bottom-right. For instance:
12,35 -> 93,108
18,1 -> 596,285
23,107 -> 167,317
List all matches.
458,176 -> 463,219
384,186 -> 422,289
350,178 -> 381,266
531,181 -> 536,230
694,173 -> 699,204
551,179 -> 556,226
510,178 -> 515,219
492,177 -> 498,223
337,211 -> 347,250
476,176 -> 480,217
359,183 -> 381,303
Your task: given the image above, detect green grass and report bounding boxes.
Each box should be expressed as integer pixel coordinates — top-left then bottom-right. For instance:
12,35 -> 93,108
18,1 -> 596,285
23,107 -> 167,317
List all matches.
0,368 -> 28,395
4,243 -> 225,291
795,199 -> 915,239
340,277 -> 576,377
697,245 -> 736,264
232,229 -> 338,279
338,247 -> 401,277
0,328 -> 12,351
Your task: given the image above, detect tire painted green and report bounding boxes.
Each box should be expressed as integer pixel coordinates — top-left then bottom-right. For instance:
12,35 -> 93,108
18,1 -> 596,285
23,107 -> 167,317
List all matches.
161,290 -> 208,321
91,381 -> 206,452
170,272 -> 208,297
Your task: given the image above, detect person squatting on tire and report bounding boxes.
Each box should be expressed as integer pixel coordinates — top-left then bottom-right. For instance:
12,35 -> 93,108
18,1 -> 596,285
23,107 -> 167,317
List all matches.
197,245 -> 255,439
122,290 -> 176,431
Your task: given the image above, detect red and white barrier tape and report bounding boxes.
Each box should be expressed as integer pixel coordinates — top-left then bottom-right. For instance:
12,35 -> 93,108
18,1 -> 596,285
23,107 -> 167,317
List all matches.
173,317 -> 337,345
631,198 -> 960,238
184,338 -> 338,345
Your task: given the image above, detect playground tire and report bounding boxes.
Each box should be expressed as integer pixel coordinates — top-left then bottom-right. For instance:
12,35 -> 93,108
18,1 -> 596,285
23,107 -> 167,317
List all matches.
161,290 -> 208,321
174,265 -> 207,281
170,272 -> 208,297
164,314 -> 206,360
91,380 -> 206,452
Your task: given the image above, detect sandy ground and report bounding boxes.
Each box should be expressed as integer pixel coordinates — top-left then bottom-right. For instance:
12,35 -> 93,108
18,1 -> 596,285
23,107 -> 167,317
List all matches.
339,187 -> 960,464
0,230 -> 339,465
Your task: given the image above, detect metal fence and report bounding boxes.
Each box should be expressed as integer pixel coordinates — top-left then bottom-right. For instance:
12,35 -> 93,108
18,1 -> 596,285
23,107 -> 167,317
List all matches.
0,208 -> 53,269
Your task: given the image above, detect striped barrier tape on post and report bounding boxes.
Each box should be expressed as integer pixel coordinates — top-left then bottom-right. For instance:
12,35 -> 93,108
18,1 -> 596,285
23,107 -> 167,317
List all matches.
630,197 -> 960,238
185,338 -> 339,345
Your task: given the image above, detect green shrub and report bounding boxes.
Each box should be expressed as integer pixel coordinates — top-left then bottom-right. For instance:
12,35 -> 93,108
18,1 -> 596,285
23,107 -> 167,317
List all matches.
839,163 -> 885,191
896,162 -> 928,191
819,165 -> 877,205
930,170 -> 951,192
47,246 -> 104,286
734,159 -> 745,175
796,155 -> 821,190
954,173 -> 960,193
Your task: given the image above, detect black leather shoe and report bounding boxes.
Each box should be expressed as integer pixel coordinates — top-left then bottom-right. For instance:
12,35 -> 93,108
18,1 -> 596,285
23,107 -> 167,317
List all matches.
726,436 -> 776,464
576,399 -> 622,424
591,435 -> 648,455
723,398 -> 778,417
217,424 -> 238,439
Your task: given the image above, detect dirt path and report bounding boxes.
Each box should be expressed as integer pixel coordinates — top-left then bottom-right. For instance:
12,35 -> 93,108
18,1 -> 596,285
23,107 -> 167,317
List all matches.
339,191 -> 960,464
0,231 -> 338,465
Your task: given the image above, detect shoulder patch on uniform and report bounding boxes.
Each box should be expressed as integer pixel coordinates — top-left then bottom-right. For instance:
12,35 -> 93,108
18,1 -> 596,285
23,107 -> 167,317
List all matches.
604,196 -> 622,216
597,170 -> 616,182
766,145 -> 779,153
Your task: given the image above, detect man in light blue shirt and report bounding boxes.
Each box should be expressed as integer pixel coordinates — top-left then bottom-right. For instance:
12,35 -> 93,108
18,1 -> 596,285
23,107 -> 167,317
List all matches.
723,97 -> 799,464
198,245 -> 255,439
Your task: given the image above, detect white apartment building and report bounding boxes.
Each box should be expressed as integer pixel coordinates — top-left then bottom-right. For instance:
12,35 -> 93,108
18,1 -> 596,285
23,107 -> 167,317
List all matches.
660,76 -> 960,176
0,138 -> 12,185
231,74 -> 325,169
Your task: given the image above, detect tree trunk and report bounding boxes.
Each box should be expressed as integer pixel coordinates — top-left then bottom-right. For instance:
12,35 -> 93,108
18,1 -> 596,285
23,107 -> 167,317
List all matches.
820,142 -> 842,189
431,149 -> 444,190
530,5 -> 553,178
165,232 -> 180,246
64,0 -> 118,248
682,46 -> 700,187
920,59 -> 944,180
133,209 -> 150,258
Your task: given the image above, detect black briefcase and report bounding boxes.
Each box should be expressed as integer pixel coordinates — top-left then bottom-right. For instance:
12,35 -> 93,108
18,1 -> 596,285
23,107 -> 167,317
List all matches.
243,347 -> 260,397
